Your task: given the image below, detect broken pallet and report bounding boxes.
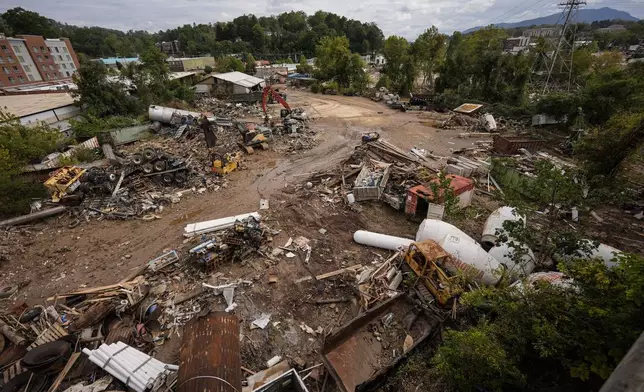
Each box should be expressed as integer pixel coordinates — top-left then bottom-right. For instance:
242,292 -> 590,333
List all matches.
27,323 -> 67,351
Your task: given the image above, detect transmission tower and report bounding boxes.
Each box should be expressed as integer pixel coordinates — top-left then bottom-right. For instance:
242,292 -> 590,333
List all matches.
541,0 -> 586,93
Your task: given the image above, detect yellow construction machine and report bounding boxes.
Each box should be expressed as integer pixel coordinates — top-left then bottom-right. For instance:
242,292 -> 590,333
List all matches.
403,240 -> 462,307
212,152 -> 242,176
44,166 -> 87,202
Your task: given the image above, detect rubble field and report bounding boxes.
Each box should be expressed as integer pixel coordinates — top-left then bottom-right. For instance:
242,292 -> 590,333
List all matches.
1,90 -> 643,392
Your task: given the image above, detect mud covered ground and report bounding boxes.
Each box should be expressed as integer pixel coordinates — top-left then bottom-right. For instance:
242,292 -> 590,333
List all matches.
1,91 -> 642,392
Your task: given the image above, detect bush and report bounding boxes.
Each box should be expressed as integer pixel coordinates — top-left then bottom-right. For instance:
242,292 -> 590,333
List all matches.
0,176 -> 49,217
342,86 -> 356,96
204,65 -> 213,74
535,92 -> 580,122
310,82 -> 320,94
70,115 -> 144,140
0,111 -> 60,217
322,81 -> 340,93
433,324 -> 526,391
433,89 -> 463,110
375,74 -> 392,91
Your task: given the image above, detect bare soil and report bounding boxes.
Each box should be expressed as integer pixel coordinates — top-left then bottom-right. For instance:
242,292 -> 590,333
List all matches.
1,91 -> 642,392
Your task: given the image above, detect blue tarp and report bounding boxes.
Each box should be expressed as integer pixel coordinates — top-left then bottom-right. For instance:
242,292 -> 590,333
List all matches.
287,73 -> 316,81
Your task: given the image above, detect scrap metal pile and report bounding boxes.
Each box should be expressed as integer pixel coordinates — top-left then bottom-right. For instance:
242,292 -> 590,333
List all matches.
51,142 -> 221,222
192,98 -> 318,154
0,210 -> 287,391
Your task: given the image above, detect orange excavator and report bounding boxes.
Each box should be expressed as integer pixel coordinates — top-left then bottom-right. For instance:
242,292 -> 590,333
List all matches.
261,85 -> 290,122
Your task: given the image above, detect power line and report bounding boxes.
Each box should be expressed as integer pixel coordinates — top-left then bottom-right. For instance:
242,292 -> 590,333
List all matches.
542,0 -> 587,93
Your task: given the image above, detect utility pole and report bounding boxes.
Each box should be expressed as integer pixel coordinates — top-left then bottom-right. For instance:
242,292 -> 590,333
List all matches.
541,0 -> 586,94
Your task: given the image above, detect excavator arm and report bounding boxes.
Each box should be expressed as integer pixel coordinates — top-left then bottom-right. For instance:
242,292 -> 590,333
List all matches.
261,85 -> 290,118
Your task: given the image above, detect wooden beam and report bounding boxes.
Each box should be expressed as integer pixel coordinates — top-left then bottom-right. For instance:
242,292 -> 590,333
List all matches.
47,352 -> 81,392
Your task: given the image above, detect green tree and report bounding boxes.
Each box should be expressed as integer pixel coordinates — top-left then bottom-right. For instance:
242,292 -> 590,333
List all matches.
296,55 -> 313,74
314,36 -> 367,91
72,55 -> 140,117
216,56 -> 245,73
575,112 -> 644,177
383,35 -> 416,94
245,53 -> 257,74
411,26 -> 447,89
453,251 -> 644,388
433,324 -> 526,391
0,110 -> 60,217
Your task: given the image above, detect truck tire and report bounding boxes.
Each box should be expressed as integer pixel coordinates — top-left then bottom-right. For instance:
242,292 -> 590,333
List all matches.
142,163 -> 154,174
153,160 -> 167,172
0,285 -> 18,298
162,173 -> 174,184
174,172 -> 187,185
131,154 -> 144,165
143,148 -> 157,161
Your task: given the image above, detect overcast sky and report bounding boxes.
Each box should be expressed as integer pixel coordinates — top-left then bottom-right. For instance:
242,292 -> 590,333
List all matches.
2,0 -> 643,38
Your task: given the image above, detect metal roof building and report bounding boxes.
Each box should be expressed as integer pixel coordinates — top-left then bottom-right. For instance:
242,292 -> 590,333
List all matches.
0,93 -> 79,135
204,72 -> 265,95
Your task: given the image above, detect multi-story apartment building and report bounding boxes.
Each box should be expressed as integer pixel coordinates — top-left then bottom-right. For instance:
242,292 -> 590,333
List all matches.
0,33 -> 80,87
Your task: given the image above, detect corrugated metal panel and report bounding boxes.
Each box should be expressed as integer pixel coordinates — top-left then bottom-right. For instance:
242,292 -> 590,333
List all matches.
178,312 -> 241,392
109,125 -> 151,145
213,72 -> 264,88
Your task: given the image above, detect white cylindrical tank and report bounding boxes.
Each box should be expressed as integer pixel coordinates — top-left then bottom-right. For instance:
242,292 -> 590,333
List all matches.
481,207 -> 524,247
511,272 -> 575,291
437,234 -> 503,286
148,105 -> 201,124
416,219 -> 465,243
489,242 -> 536,279
353,230 -> 414,251
554,240 -> 623,268
584,241 -> 622,268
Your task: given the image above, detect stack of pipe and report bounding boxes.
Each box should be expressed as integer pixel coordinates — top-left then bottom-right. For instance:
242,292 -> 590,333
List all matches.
183,212 -> 260,237
82,342 -> 178,392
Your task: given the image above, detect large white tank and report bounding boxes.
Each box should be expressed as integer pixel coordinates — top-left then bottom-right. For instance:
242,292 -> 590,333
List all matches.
511,272 -> 575,291
148,105 -> 201,124
554,240 -> 622,268
353,230 -> 414,251
481,207 -> 525,247
489,242 -> 536,279
416,219 -> 465,243
416,219 -> 504,285
437,234 -> 503,286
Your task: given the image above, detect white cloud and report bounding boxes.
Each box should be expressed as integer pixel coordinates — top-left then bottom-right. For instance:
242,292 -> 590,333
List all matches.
1,0 -> 642,38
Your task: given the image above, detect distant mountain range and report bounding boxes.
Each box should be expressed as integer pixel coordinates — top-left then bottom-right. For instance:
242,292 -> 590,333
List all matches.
464,7 -> 639,33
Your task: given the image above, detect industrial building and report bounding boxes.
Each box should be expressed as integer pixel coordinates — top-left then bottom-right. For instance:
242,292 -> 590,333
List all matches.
167,57 -> 215,72
0,93 -> 79,135
0,33 -> 80,86
196,71 -> 265,96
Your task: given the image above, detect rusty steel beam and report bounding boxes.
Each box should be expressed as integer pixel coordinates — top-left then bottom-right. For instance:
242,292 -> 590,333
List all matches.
178,312 -> 241,392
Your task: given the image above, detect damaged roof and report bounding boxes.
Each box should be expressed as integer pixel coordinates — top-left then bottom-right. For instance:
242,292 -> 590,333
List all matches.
211,72 -> 265,88
0,93 -> 76,117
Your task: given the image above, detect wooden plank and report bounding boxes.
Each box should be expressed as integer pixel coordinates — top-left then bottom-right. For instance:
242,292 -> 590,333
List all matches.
47,352 -> 81,392
316,264 -> 362,280
46,281 -> 137,301
295,264 -> 363,283
3,370 -> 9,384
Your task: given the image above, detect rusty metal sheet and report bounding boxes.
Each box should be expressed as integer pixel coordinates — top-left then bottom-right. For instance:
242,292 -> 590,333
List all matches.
322,295 -> 437,392
179,312 -> 241,392
413,240 -> 451,261
493,135 -> 546,155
